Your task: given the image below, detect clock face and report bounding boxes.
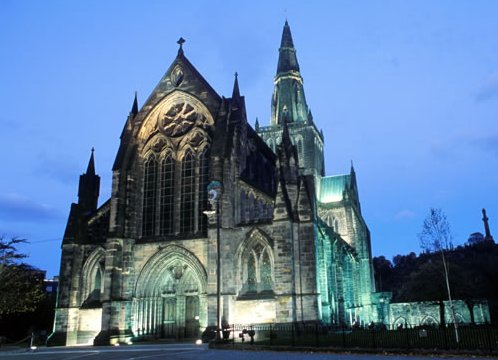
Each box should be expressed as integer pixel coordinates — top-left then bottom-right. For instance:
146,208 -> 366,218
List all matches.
160,102 -> 203,137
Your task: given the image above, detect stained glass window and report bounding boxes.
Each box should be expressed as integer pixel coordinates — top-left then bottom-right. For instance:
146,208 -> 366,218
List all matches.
180,152 -> 195,234
159,155 -> 175,235
247,254 -> 256,293
142,156 -> 157,236
198,149 -> 209,233
261,250 -> 272,291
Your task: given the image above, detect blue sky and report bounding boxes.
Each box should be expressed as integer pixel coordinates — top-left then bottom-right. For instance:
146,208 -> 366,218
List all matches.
1,1 -> 497,278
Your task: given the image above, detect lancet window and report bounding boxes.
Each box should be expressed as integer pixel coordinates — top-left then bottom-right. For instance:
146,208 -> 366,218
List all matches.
180,151 -> 196,234
159,154 -> 175,235
198,149 -> 209,232
142,156 -> 157,237
141,146 -> 210,238
239,236 -> 274,297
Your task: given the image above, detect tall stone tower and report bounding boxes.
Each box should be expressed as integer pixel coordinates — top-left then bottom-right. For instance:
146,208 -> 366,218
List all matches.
258,21 -> 325,181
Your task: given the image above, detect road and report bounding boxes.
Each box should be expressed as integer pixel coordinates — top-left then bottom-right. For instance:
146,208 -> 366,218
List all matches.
0,343 -> 487,360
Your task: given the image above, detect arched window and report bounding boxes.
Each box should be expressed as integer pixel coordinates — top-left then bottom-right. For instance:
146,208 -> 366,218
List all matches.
239,235 -> 274,297
180,151 -> 195,234
142,156 -> 157,236
159,155 -> 175,235
267,203 -> 273,220
198,149 -> 209,233
257,200 -> 264,221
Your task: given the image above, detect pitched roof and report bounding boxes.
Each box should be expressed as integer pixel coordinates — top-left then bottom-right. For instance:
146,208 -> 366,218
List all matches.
318,174 -> 351,203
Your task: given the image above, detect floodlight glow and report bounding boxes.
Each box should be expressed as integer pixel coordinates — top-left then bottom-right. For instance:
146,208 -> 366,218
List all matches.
195,339 -> 202,345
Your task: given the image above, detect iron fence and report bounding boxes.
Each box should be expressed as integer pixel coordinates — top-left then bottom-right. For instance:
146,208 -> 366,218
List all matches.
221,323 -> 498,352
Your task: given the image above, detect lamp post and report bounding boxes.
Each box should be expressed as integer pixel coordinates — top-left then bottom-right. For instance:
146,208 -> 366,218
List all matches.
207,181 -> 223,341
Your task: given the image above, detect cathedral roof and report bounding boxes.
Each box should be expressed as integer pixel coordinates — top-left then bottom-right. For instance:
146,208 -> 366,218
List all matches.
318,174 -> 351,203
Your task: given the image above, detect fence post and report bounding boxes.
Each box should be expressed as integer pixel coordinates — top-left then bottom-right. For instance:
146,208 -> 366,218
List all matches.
315,322 -> 319,347
342,325 -> 346,348
371,328 -> 376,349
291,322 -> 295,347
269,323 -> 272,346
486,325 -> 493,352
232,324 -> 235,348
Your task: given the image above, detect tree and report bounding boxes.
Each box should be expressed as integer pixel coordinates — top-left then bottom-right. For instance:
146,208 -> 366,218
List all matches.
0,236 -> 45,316
418,208 -> 459,342
373,256 -> 393,292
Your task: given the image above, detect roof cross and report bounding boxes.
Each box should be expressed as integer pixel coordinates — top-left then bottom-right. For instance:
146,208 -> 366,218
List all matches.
177,37 -> 186,49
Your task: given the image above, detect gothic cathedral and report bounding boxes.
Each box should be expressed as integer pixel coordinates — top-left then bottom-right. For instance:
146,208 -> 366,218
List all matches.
49,22 -> 378,346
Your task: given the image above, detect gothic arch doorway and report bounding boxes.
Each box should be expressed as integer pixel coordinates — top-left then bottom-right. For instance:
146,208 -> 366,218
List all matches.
133,245 -> 207,339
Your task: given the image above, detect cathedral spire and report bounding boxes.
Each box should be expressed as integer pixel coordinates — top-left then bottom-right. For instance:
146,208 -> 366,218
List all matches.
277,20 -> 300,74
130,91 -> 138,116
272,21 -> 309,126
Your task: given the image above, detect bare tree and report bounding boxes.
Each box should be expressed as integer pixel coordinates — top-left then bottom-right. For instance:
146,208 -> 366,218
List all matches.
418,208 -> 459,343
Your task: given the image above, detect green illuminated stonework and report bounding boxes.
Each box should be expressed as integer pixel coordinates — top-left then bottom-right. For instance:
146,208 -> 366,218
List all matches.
48,22 -> 487,347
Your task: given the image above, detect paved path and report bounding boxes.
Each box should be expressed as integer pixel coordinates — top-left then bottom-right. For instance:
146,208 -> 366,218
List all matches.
0,343 -> 490,360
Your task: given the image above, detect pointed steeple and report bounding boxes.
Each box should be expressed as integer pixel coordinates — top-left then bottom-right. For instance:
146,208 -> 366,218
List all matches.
255,117 -> 260,131
231,72 -> 241,109
130,91 -> 138,116
272,21 -> 309,125
277,20 -> 300,74
232,72 -> 240,99
86,147 -> 96,175
78,148 -> 100,213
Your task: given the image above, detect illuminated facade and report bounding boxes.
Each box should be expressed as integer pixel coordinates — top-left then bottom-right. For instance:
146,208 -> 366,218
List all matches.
49,22 -> 378,346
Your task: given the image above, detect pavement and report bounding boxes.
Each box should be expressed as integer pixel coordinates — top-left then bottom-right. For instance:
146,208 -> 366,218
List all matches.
0,343 -> 495,360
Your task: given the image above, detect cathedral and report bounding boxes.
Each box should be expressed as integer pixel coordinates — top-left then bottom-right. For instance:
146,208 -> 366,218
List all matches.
49,22 -> 380,346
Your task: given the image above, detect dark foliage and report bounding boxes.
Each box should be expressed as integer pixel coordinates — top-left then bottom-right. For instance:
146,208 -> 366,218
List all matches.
373,241 -> 498,322
0,236 -> 55,341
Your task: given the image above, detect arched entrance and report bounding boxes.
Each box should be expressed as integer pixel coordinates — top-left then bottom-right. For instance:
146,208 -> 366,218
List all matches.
133,245 -> 207,339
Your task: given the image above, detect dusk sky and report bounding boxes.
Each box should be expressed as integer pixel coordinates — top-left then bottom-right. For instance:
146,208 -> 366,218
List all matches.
1,1 -> 497,278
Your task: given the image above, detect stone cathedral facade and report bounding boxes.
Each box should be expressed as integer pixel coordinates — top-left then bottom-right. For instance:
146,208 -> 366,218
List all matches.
49,22 -> 380,346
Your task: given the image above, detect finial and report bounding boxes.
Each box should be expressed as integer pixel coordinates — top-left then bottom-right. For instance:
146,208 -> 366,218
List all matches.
86,147 -> 96,175
177,37 -> 186,54
131,91 -> 139,115
232,71 -> 241,102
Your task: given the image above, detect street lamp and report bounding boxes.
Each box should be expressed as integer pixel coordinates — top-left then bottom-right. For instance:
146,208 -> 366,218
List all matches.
207,181 -> 223,341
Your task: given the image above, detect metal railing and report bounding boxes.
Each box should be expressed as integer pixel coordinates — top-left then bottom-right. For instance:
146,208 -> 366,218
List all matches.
220,323 -> 498,352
